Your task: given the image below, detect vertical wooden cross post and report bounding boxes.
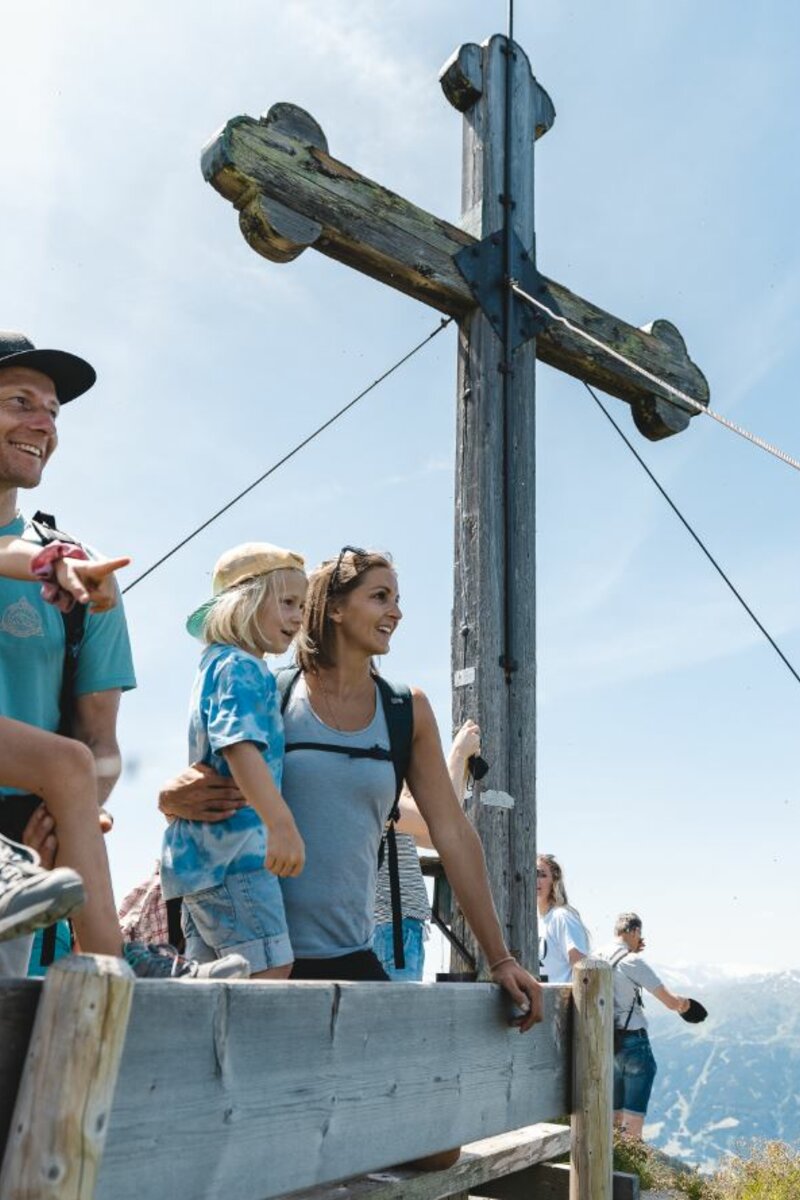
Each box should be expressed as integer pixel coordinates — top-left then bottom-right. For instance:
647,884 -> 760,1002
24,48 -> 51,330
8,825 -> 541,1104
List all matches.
202,33 -> 709,976
444,35 -> 551,976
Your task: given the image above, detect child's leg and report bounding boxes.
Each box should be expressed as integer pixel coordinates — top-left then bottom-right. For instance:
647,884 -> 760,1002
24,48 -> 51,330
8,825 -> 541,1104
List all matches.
0,718 -> 122,957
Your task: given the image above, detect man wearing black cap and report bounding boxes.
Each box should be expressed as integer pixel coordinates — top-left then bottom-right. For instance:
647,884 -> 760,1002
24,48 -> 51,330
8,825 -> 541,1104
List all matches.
600,912 -> 708,1140
0,331 -> 136,975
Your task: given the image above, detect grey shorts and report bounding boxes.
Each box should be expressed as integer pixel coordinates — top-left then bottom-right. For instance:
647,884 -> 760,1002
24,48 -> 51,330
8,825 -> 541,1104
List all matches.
182,869 -> 293,974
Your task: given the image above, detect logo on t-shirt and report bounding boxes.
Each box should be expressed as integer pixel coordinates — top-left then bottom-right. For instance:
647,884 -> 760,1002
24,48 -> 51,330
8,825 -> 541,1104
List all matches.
0,597 -> 44,639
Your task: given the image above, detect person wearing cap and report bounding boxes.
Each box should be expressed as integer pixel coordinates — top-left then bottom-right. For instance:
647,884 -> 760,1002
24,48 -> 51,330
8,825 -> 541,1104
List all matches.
0,333 -> 251,981
599,912 -> 708,1139
0,331 -> 134,974
160,541 -> 308,978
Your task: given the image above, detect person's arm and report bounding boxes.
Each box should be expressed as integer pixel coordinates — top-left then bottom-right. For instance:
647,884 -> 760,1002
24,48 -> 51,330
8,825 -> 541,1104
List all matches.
446,719 -> 481,800
71,689 -> 123,806
0,536 -> 129,611
395,719 -> 481,848
556,908 -> 590,968
222,742 -> 305,877
395,789 -> 433,847
159,763 -> 246,823
405,690 -> 542,1030
653,985 -> 691,1014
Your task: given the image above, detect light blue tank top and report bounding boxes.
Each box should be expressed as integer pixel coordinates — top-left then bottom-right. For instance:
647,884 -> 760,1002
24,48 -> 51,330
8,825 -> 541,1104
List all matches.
279,676 -> 396,958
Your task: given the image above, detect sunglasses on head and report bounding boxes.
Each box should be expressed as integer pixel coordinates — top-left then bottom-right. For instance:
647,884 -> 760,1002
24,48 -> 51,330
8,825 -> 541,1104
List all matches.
328,545 -> 368,594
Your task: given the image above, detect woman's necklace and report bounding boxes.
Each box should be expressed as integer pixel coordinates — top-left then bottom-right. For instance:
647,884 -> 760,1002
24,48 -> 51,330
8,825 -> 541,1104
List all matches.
314,672 -> 373,733
316,673 -> 343,732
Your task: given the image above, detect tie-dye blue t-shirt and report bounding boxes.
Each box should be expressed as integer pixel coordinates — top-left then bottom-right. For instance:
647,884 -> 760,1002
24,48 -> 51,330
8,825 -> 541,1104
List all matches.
160,643 -> 284,900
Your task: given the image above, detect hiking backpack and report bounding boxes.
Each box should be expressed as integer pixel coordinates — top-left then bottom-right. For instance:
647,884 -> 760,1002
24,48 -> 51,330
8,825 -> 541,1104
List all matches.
276,666 -> 413,970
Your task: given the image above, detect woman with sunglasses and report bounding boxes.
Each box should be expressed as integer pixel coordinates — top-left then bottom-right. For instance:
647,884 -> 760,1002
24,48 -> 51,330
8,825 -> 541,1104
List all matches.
536,853 -> 589,983
277,548 -> 540,1018
160,547 -> 541,1028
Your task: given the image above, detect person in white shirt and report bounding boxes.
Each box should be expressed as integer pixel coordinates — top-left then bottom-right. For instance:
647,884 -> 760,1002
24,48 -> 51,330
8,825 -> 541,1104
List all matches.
536,853 -> 589,983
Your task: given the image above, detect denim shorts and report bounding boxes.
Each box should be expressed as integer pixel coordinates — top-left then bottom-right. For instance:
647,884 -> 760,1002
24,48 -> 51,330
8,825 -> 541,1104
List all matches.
372,917 -> 426,981
614,1030 -> 657,1116
182,869 -> 293,974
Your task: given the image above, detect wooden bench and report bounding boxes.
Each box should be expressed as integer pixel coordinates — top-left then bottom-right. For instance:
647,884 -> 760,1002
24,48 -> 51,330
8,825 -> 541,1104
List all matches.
0,956 -> 617,1200
287,1125 -> 639,1200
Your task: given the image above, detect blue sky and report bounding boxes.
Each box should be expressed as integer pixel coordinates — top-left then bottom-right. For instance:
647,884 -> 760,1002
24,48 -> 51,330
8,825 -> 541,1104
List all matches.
4,1 -> 799,971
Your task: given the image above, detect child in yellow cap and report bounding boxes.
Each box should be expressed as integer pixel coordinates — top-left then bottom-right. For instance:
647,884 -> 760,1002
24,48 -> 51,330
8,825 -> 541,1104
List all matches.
161,541 -> 307,978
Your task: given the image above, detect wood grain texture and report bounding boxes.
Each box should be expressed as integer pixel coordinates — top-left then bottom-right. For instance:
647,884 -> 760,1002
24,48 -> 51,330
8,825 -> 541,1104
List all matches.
202,99 -> 708,440
0,955 -> 134,1200
91,980 -> 572,1200
449,35 -> 539,977
569,960 -> 614,1200
289,1124 -> 570,1200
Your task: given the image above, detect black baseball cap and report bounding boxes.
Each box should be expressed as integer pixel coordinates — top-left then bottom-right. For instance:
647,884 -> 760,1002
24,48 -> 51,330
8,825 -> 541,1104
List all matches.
0,331 -> 96,403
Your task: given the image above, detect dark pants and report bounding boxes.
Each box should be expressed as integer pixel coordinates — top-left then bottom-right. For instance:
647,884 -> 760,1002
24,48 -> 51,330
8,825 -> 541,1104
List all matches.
291,949 -> 389,981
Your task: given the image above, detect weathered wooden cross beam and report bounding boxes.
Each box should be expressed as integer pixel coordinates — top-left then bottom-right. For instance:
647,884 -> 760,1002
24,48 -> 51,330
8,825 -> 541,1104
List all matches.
201,79 -> 708,438
202,34 -> 709,975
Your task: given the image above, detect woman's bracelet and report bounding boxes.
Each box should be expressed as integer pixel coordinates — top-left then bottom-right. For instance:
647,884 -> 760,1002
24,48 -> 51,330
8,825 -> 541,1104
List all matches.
488,954 -> 517,974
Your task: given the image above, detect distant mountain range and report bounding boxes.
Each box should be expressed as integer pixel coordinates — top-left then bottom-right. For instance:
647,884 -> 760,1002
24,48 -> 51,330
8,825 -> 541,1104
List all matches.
641,965 -> 800,1171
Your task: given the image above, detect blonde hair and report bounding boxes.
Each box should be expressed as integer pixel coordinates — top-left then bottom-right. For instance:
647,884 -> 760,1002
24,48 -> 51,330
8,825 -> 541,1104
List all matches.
538,853 -> 591,946
296,549 -> 393,673
202,569 -> 302,657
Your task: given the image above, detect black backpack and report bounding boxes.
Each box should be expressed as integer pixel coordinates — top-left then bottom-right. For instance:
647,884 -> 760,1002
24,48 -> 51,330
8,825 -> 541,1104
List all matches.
276,666 -> 413,970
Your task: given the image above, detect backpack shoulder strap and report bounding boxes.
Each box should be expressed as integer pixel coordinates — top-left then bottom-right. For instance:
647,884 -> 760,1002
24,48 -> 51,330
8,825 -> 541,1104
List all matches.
29,511 -> 87,735
276,665 -> 301,713
372,674 -> 413,816
30,510 -> 81,547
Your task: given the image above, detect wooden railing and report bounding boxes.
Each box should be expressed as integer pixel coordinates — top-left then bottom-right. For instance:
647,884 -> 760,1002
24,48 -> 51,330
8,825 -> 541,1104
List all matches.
0,957 -> 618,1200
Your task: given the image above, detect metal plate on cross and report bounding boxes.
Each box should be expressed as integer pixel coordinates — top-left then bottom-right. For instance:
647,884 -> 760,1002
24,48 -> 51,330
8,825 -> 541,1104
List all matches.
454,230 -> 548,351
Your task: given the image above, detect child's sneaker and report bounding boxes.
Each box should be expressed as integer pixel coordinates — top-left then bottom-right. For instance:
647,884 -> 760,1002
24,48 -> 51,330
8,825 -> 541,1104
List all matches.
123,941 -> 249,980
0,833 -> 85,943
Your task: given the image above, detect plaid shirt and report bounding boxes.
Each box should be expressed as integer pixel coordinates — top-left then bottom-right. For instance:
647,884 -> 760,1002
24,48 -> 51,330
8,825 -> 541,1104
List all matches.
118,861 -> 170,945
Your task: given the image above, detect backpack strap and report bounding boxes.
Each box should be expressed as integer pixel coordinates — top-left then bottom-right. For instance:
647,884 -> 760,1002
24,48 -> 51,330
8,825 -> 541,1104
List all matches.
608,946 -> 641,1029
372,675 -> 413,972
31,511 -> 87,737
277,666 -> 414,972
372,674 -> 413,821
276,665 -> 301,713
28,512 -> 87,959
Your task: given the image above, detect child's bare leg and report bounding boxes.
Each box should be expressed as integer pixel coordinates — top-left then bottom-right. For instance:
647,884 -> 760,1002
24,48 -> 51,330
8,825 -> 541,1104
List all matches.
0,718 -> 123,957
250,964 -> 292,980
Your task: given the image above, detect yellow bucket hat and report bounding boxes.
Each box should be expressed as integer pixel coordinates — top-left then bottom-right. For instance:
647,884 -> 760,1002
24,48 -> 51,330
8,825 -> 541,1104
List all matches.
186,541 -> 306,639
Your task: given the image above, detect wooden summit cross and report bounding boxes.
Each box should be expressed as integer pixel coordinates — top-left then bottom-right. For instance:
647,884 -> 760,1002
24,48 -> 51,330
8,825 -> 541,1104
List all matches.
202,33 -> 709,975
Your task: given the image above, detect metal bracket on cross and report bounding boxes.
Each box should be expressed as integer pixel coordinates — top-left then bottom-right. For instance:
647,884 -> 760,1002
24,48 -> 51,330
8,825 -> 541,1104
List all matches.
454,231 -> 549,351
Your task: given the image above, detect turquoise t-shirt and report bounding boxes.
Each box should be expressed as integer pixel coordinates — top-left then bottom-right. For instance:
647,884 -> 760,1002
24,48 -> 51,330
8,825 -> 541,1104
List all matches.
0,515 -> 136,784
160,643 -> 284,900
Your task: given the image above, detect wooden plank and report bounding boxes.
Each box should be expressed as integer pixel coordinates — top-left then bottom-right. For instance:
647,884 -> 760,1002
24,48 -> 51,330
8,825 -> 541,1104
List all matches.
475,1162 -> 640,1200
288,1124 -> 570,1200
447,34 -> 539,975
202,108 -> 475,317
202,104 -> 709,441
0,954 -> 134,1200
569,961 -> 613,1200
93,981 -> 572,1200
